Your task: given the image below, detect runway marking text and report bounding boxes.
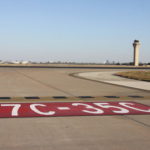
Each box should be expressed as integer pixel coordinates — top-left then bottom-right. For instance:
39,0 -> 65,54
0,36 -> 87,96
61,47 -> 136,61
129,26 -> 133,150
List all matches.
0,102 -> 149,118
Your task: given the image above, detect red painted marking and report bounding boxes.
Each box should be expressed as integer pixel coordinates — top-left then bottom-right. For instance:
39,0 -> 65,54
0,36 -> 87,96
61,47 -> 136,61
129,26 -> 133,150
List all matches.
0,102 -> 149,118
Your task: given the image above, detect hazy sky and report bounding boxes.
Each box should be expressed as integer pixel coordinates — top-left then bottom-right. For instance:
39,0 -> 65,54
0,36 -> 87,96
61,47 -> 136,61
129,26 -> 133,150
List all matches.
0,0 -> 150,63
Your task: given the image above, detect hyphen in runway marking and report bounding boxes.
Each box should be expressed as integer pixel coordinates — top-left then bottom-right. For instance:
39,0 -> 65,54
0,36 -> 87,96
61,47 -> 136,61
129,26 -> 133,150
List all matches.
0,101 -> 149,118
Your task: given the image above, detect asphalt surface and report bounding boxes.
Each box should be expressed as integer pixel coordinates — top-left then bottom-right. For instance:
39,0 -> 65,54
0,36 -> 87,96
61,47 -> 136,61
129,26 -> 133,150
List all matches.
0,67 -> 149,150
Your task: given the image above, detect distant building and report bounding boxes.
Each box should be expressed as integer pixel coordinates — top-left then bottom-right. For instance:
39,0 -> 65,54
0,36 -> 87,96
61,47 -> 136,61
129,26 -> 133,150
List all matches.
21,61 -> 29,64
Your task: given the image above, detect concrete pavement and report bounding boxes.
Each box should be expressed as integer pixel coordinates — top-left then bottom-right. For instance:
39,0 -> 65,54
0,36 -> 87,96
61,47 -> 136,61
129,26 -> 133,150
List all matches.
0,68 -> 149,150
0,68 -> 149,97
0,113 -> 150,150
77,71 -> 150,91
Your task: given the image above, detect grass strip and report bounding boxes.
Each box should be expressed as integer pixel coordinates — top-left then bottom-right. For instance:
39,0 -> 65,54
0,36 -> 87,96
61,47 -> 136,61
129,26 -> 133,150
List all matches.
115,71 -> 150,82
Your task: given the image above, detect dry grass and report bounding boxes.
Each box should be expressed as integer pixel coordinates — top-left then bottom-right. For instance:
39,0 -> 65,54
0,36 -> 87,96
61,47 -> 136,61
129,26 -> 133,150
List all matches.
115,71 -> 150,82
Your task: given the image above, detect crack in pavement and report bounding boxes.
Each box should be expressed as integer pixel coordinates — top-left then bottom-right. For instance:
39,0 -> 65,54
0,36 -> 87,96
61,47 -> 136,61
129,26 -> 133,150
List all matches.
14,70 -> 75,97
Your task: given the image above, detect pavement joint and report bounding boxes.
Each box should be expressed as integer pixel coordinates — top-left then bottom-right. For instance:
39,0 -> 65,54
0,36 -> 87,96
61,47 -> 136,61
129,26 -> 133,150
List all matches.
123,115 -> 150,128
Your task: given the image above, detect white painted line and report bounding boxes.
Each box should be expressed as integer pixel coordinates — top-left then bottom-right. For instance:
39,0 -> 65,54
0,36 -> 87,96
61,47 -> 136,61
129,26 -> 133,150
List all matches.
57,107 -> 70,110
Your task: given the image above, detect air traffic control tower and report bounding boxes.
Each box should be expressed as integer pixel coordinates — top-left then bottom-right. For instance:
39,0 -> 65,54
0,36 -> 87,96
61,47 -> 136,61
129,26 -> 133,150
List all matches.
133,40 -> 140,66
